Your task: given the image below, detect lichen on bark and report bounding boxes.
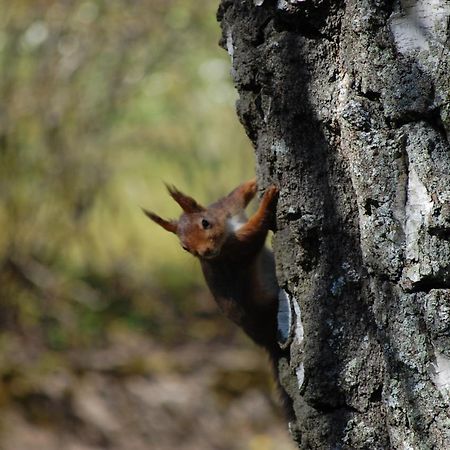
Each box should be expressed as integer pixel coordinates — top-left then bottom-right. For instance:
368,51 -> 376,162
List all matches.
218,0 -> 450,448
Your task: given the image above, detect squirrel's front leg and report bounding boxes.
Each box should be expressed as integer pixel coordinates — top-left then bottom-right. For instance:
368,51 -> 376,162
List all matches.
222,178 -> 258,214
236,185 -> 278,245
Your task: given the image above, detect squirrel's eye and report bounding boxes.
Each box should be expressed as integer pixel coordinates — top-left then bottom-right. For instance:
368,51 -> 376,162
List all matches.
201,219 -> 211,229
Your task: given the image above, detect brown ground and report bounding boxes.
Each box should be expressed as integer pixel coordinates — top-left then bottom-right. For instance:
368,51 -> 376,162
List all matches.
0,333 -> 295,450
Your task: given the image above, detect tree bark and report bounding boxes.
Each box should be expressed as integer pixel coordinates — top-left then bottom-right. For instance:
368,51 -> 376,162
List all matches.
218,1 -> 450,448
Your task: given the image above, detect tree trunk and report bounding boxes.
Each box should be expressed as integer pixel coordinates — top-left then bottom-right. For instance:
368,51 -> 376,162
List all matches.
218,1 -> 450,448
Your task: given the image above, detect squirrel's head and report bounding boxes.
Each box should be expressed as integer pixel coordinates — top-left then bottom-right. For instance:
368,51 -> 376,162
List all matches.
143,185 -> 228,259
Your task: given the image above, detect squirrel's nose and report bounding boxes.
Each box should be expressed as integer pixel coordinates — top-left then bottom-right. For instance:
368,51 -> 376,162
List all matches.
182,245 -> 189,252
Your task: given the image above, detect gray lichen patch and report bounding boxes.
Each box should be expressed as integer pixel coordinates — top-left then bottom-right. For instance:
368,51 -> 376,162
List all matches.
271,138 -> 289,156
423,290 -> 450,339
389,0 -> 450,140
404,167 -> 433,261
400,123 -> 450,288
338,125 -> 407,279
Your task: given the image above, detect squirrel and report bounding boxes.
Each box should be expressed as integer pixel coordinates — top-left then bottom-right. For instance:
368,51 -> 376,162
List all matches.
143,178 -> 294,419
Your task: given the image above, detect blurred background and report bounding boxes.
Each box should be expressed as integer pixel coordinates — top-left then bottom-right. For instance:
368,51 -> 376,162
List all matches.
0,1 -> 295,449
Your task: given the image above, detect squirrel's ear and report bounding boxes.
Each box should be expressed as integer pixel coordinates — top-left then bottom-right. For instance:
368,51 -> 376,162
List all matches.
166,184 -> 205,213
142,209 -> 178,234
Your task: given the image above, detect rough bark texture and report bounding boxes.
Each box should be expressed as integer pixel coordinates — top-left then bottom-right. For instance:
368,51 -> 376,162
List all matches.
218,0 -> 450,448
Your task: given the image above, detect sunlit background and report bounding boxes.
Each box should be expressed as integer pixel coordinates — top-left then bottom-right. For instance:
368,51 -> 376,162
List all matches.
0,1 -> 294,449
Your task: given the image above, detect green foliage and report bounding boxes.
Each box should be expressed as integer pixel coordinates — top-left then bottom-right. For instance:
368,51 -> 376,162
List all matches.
0,0 -> 254,349
0,5 -> 296,449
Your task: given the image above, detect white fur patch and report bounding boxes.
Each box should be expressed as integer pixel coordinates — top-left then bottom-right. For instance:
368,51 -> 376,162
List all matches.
226,214 -> 246,232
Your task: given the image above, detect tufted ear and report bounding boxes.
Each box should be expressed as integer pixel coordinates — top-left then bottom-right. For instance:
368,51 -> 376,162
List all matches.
166,184 -> 205,213
142,208 -> 178,234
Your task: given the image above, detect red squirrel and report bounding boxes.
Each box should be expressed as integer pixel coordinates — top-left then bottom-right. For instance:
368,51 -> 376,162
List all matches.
143,179 -> 293,418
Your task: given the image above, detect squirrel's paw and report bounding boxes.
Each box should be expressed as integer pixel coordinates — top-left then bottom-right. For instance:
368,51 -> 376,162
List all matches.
262,185 -> 279,205
245,178 -> 258,196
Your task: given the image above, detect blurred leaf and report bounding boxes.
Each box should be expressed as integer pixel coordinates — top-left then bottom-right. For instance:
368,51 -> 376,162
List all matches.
0,0 -> 253,347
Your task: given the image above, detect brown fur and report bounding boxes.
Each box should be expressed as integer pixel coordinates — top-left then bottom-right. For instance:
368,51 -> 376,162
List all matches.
144,180 -> 294,419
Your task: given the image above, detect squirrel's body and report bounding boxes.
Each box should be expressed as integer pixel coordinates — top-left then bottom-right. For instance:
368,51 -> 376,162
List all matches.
144,179 -> 293,418
200,246 -> 278,350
